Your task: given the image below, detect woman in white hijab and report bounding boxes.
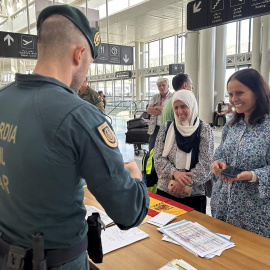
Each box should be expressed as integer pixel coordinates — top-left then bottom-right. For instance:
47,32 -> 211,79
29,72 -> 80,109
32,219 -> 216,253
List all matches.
154,90 -> 214,213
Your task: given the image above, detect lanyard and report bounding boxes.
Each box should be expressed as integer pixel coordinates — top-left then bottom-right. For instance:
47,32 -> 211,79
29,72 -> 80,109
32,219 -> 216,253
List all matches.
160,97 -> 165,106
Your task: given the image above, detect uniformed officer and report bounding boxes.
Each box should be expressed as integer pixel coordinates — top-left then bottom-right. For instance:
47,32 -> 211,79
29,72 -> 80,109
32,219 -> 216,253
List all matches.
79,78 -> 104,112
0,4 -> 149,270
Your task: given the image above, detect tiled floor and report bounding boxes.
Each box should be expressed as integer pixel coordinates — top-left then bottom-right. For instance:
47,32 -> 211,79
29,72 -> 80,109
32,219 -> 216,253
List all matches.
110,115 -> 224,216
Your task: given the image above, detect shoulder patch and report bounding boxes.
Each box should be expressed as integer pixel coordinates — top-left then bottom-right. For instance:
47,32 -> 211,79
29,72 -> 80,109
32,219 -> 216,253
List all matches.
97,122 -> 118,148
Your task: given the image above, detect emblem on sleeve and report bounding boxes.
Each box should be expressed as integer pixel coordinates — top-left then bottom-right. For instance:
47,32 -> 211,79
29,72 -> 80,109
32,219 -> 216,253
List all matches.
97,122 -> 118,148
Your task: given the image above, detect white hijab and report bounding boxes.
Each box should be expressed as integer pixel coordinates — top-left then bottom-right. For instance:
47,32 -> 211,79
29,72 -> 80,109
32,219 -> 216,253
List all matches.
162,90 -> 199,170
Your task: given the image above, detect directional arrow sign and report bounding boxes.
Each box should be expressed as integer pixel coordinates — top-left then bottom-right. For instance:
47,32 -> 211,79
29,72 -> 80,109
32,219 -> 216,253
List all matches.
0,31 -> 37,59
94,43 -> 133,65
123,54 -> 129,64
4,34 -> 14,46
187,0 -> 208,31
193,1 -> 202,13
187,0 -> 270,31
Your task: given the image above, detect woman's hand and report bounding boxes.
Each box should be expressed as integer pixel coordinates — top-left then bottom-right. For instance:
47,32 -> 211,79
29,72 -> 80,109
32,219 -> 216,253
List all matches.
173,171 -> 194,188
223,171 -> 253,183
212,160 -> 226,175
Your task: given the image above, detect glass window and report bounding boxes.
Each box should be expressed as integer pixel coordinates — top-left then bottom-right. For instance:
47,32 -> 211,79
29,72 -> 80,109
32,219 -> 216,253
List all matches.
90,64 -> 96,76
226,22 -> 237,55
145,43 -> 149,68
163,36 -> 175,65
105,64 -> 112,74
123,79 -> 132,96
149,76 -> 159,96
114,65 -> 122,72
240,19 -> 250,53
98,81 -> 105,93
149,40 -> 159,67
145,77 -> 149,97
178,35 -> 186,63
90,82 -> 97,91
114,80 -> 122,102
97,64 -> 104,74
250,18 -> 253,52
225,68 -> 236,95
105,81 -> 113,96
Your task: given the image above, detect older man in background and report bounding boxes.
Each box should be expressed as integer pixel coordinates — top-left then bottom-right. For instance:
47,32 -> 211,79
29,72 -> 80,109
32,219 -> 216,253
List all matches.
147,78 -> 172,151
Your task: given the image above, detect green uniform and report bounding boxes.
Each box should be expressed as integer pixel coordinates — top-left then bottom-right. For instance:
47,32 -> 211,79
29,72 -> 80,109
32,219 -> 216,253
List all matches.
79,86 -> 104,110
0,74 -> 149,265
160,94 -> 175,125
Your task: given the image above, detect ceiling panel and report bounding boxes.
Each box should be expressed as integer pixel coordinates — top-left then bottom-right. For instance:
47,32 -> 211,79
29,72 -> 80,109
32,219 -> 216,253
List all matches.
99,0 -> 186,45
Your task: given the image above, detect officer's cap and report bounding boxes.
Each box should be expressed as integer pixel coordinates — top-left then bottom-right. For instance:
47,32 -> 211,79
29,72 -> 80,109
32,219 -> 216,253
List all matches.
37,4 -> 101,60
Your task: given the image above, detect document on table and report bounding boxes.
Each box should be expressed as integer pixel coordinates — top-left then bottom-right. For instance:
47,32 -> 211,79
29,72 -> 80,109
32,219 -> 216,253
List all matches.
159,259 -> 197,270
158,220 -> 235,258
101,225 -> 149,254
147,212 -> 177,227
85,205 -> 114,227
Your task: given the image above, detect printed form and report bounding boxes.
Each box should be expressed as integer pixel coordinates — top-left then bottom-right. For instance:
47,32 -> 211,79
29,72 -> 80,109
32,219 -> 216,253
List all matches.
159,220 -> 234,258
101,225 -> 149,254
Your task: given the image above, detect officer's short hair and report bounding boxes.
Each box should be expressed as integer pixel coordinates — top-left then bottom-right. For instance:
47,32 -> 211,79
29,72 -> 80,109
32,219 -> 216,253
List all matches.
37,4 -> 101,60
172,73 -> 190,91
156,77 -> 169,86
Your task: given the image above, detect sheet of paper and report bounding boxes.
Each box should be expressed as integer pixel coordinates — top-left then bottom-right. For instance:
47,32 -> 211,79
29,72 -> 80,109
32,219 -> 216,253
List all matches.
159,265 -> 176,270
162,235 -> 199,257
85,205 -> 113,227
101,225 -> 149,254
159,259 -> 197,270
147,212 -> 177,227
159,220 -> 234,258
172,259 -> 197,270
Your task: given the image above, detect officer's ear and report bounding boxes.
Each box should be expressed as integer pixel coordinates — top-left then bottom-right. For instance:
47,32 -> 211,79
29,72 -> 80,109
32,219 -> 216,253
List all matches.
182,82 -> 187,89
73,45 -> 86,66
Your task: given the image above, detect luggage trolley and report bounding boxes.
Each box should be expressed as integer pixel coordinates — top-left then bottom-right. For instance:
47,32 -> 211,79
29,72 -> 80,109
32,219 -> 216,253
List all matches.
125,109 -> 150,156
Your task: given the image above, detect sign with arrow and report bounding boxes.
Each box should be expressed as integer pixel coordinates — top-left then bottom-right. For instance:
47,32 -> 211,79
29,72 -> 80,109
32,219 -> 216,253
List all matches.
0,31 -> 38,59
187,0 -> 270,31
187,0 -> 208,31
94,43 -> 133,65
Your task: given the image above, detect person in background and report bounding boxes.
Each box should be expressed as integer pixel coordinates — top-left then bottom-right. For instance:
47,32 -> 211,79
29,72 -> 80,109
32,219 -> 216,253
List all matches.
147,77 -> 172,151
154,90 -> 214,213
211,68 -> 270,238
161,73 -> 193,125
79,78 -> 104,112
98,90 -> 107,114
0,5 -> 149,269
213,100 -> 228,128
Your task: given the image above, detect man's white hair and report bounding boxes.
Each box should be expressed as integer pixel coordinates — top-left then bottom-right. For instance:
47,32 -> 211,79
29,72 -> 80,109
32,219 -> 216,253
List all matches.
156,77 -> 169,86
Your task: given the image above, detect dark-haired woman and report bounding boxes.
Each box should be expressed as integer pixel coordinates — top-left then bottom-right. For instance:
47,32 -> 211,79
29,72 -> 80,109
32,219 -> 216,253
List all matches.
211,68 -> 270,238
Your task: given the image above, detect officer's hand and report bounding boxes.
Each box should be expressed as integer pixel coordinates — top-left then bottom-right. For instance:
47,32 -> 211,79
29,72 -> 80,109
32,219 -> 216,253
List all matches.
124,161 -> 142,180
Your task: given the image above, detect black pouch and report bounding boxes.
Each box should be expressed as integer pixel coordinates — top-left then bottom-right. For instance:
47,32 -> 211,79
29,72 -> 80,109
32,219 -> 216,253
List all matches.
87,213 -> 105,264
